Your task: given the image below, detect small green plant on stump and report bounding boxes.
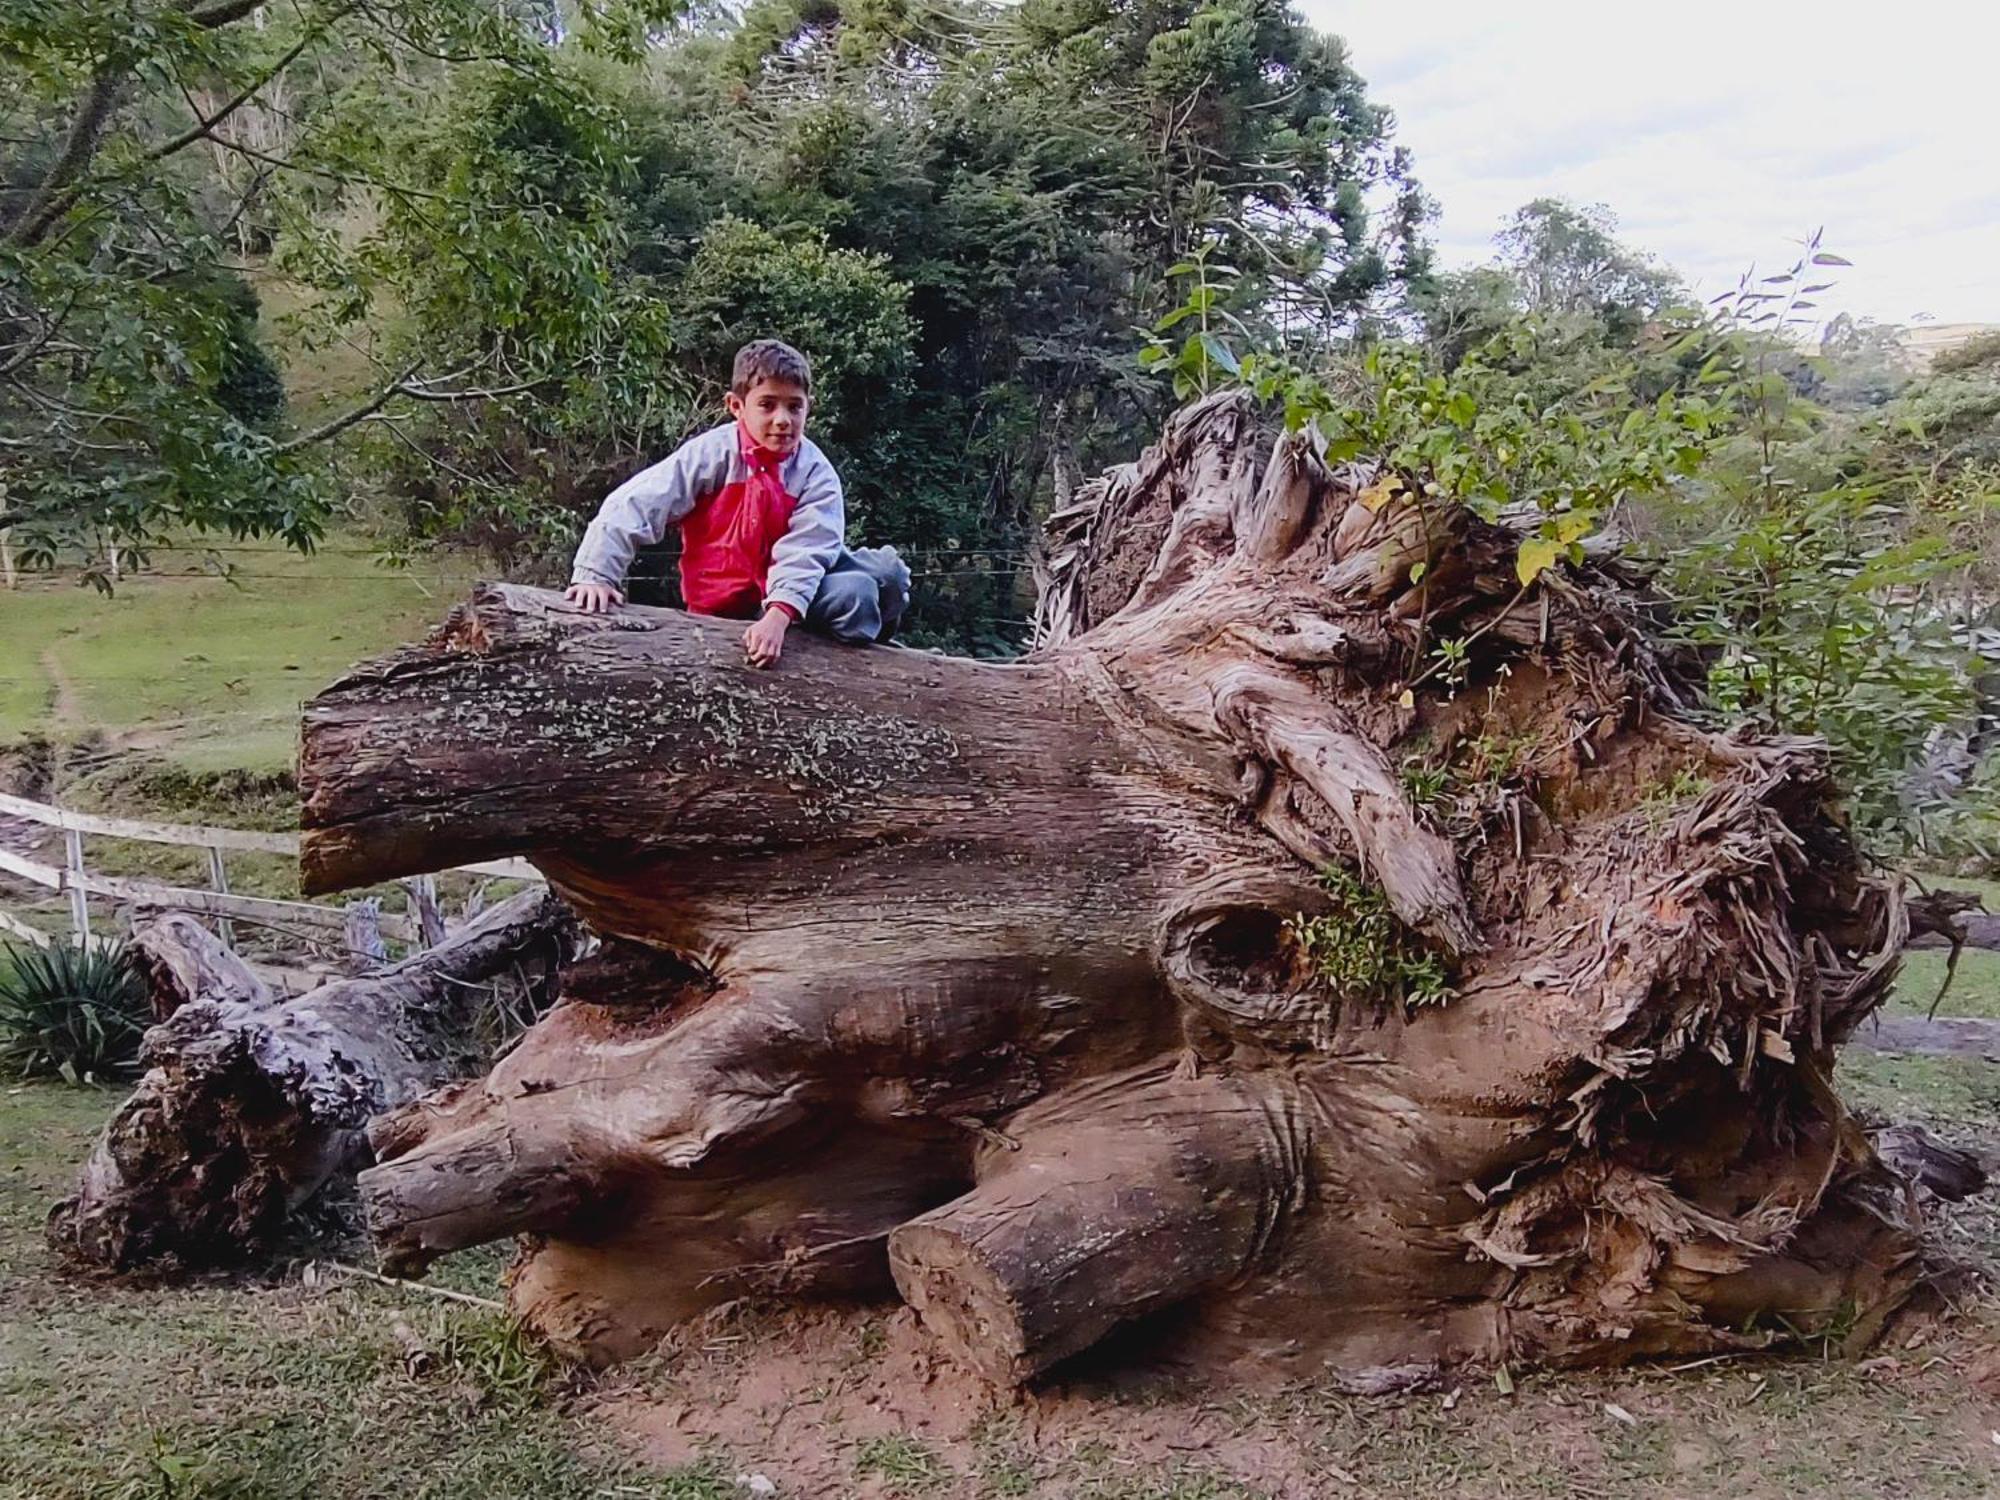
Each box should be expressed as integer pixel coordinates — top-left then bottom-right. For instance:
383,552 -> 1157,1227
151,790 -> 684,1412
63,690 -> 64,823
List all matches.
0,940 -> 149,1083
1290,869 -> 1452,1008
1641,765 -> 1712,828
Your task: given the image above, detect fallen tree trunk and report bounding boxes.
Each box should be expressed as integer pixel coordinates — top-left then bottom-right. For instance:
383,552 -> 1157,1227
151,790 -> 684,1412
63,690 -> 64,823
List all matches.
129,910 -> 268,1020
301,393 -> 1927,1386
51,888 -> 577,1271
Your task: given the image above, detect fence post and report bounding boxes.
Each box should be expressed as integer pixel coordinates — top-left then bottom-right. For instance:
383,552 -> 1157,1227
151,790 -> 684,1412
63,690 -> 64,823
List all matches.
206,845 -> 235,947
343,898 -> 385,972
63,828 -> 90,946
403,874 -> 445,950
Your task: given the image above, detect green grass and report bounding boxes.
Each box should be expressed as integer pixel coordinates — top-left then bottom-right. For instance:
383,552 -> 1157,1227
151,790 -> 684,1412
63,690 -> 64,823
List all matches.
1839,1048 -> 2000,1128
0,1084 -> 728,1500
1889,949 -> 2000,1020
855,1434 -> 952,1492
1,538 -> 481,776
1888,872 -> 2000,1020
252,273 -> 400,426
4,1079 -> 1998,1500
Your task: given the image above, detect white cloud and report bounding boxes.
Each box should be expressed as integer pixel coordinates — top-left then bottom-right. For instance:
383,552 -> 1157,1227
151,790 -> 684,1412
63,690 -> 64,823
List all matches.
1303,0 -> 2000,327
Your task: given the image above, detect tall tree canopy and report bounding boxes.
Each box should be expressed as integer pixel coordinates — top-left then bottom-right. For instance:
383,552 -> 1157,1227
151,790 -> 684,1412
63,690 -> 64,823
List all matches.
0,1 -> 680,578
3,0 -> 1427,644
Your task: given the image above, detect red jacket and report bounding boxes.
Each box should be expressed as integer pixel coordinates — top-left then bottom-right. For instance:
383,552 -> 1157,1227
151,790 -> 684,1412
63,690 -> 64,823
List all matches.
570,421 -> 846,619
677,427 -> 800,618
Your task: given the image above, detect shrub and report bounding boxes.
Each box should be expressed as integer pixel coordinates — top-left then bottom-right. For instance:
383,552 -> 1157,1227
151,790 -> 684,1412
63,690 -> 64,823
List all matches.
0,941 -> 151,1083
1289,869 -> 1452,1008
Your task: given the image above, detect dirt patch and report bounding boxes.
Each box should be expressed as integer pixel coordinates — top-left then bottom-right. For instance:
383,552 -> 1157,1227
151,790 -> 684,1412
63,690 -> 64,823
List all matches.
586,1296 -> 2000,1499
593,1301 -> 1337,1498
37,647 -> 80,732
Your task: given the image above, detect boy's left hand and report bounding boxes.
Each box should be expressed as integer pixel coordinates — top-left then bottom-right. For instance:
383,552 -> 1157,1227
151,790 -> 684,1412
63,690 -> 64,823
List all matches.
744,607 -> 791,668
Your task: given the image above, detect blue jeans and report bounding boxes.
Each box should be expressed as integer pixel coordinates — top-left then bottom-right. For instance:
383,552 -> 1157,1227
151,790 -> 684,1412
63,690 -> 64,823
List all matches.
802,546 -> 910,645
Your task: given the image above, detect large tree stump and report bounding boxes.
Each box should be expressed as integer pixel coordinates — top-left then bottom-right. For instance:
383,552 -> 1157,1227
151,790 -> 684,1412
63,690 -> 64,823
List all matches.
299,393 -> 1924,1385
51,888 -> 576,1270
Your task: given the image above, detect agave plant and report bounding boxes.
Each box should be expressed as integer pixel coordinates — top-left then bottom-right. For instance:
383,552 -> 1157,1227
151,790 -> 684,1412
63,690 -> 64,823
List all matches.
0,940 -> 149,1084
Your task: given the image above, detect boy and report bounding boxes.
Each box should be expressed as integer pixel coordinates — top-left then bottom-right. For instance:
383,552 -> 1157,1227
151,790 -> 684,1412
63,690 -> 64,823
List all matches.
565,339 -> 909,667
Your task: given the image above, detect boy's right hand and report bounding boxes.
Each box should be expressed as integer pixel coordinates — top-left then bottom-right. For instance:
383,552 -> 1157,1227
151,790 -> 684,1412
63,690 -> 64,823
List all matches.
564,581 -> 625,613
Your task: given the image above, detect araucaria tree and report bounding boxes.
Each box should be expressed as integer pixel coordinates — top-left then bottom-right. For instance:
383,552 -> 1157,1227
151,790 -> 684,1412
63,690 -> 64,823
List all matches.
298,393 -> 1923,1387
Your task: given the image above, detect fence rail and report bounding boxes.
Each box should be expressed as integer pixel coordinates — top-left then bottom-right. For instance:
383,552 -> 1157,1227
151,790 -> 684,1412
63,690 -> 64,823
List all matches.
0,791 -> 297,855
0,790 -> 542,953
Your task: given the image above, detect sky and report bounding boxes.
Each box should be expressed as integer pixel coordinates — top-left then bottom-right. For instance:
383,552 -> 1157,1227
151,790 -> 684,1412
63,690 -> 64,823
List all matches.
1304,0 -> 2000,330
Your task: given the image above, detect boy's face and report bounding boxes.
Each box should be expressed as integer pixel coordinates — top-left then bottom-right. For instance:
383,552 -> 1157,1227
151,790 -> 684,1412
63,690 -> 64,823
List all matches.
726,376 -> 810,456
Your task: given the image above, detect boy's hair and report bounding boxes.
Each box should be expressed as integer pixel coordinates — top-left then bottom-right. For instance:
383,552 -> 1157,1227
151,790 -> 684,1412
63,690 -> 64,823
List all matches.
731,339 -> 812,396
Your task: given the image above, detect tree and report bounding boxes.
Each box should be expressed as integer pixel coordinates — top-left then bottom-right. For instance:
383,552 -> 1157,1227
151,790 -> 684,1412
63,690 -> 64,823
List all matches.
296,395 -> 1922,1383
351,0 -> 1427,646
1813,313 -> 1911,409
4,0 -> 1426,650
53,891 -> 576,1271
1494,198 -> 1681,331
0,0 -> 677,571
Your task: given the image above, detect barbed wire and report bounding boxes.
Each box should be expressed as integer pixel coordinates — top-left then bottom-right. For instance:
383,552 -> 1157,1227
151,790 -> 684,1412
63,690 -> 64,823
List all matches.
120,542 -> 1042,559
9,566 -> 1039,584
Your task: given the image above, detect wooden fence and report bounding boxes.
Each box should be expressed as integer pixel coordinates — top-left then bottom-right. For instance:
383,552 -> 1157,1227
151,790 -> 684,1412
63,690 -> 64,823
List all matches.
0,790 -> 539,955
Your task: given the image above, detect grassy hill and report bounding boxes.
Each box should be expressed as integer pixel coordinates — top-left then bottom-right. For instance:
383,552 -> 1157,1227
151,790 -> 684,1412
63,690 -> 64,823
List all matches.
1,539 -> 484,777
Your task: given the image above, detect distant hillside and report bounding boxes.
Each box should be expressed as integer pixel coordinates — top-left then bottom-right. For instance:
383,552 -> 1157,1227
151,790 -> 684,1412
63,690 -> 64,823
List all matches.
1898,322 -> 2000,368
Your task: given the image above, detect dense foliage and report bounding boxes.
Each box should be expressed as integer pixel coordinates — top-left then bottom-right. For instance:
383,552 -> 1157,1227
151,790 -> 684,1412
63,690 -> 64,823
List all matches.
4,0 -> 1426,643
0,1 -> 679,583
1165,214 -> 1999,853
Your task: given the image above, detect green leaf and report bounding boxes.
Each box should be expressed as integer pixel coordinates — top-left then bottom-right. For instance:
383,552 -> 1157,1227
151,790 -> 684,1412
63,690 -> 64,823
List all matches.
1811,252 -> 1853,266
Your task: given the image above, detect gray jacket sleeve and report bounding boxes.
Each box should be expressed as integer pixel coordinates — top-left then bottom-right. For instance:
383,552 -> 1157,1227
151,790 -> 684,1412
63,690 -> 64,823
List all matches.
570,429 -> 732,588
763,443 -> 845,618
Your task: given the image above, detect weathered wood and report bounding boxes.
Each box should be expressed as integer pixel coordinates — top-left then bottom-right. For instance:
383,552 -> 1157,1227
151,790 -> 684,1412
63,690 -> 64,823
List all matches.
0,846 -> 59,887
62,828 -> 89,943
0,789 -> 299,855
129,911 -> 268,1020
0,842 -> 418,940
403,874 -> 446,949
50,887 -> 578,1271
301,393 -> 1932,1386
0,790 -> 547,878
205,846 -> 234,947
0,909 -> 52,947
889,1067 -> 1304,1384
1908,910 -> 2000,951
1872,1122 -> 1988,1201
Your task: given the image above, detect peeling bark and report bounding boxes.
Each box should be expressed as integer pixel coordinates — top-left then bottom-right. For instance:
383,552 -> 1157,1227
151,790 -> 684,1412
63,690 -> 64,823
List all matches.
51,889 -> 577,1271
300,391 -> 1929,1384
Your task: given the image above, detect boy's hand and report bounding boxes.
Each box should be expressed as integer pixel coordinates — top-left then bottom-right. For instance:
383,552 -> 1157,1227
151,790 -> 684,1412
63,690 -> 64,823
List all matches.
564,581 -> 625,613
744,607 -> 791,668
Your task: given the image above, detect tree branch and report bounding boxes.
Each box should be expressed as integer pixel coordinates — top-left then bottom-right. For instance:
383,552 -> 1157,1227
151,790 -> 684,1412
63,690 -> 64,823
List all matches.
275,367 -> 546,454
276,366 -> 419,454
197,133 -> 461,203
2,71 -> 125,250
0,288 -> 83,381
147,19 -> 341,165
3,0 -> 364,251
